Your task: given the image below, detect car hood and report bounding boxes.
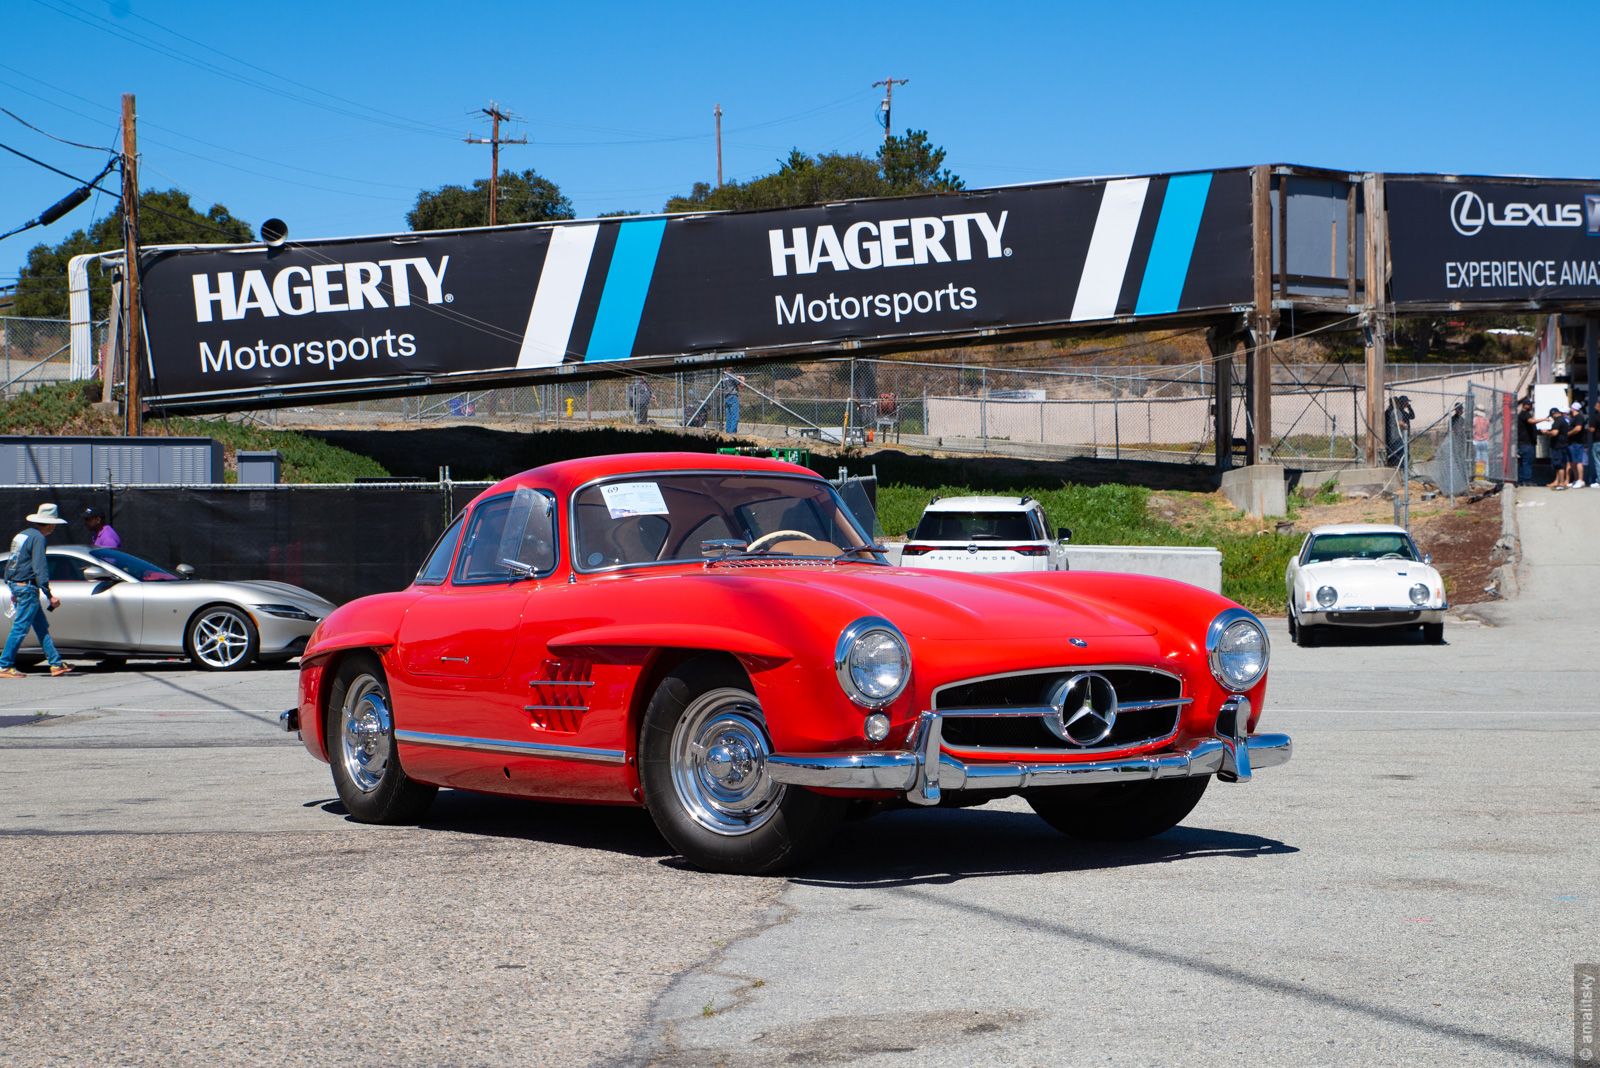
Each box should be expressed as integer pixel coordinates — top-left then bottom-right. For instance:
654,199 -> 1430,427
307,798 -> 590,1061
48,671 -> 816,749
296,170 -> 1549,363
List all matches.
184,579 -> 337,613
662,564 -> 1157,640
1299,558 -> 1441,593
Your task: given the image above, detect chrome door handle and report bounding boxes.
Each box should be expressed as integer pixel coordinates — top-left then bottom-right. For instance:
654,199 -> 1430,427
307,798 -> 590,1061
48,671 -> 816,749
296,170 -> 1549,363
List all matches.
439,656 -> 470,664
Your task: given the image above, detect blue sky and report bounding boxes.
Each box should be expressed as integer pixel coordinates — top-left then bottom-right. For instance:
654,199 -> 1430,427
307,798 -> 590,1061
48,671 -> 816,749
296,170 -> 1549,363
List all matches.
2,0 -> 1593,288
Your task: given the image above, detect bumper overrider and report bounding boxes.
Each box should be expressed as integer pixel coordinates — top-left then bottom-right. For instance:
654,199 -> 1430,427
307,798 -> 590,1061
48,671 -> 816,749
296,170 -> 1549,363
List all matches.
766,695 -> 1291,805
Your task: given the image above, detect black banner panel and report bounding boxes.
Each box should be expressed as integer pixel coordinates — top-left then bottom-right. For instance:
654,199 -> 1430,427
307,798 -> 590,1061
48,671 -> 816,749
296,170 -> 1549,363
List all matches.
138,170 -> 1253,407
1388,178 -> 1600,304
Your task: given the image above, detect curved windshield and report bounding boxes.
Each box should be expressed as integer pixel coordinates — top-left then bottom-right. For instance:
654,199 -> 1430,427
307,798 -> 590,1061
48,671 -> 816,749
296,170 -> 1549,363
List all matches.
1305,533 -> 1417,564
572,473 -> 873,570
89,547 -> 182,581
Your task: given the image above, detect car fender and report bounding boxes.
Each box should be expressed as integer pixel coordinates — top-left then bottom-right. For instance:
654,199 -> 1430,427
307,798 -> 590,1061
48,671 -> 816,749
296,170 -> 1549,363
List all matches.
548,623 -> 793,664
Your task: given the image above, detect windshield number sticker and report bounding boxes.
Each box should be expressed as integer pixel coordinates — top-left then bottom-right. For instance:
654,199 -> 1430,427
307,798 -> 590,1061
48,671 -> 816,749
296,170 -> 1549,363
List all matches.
601,482 -> 669,519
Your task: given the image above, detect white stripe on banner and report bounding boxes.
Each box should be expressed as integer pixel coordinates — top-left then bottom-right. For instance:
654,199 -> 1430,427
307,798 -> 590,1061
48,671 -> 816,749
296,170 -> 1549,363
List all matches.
1070,178 -> 1150,322
518,224 -> 599,368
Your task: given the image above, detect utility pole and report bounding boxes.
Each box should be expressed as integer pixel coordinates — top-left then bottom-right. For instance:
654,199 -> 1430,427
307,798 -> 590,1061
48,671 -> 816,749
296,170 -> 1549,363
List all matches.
120,93 -> 142,436
873,77 -> 909,144
714,103 -> 723,187
465,102 -> 526,227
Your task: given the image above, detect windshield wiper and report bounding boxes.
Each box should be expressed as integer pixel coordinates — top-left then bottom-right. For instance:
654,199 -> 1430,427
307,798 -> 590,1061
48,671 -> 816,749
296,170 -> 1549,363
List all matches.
837,543 -> 889,558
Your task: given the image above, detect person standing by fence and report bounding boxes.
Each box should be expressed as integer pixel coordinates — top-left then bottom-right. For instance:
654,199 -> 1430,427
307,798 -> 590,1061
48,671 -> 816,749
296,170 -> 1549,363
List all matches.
1516,396 -> 1538,486
0,503 -> 71,678
1545,407 -> 1572,490
722,374 -> 742,434
81,506 -> 120,548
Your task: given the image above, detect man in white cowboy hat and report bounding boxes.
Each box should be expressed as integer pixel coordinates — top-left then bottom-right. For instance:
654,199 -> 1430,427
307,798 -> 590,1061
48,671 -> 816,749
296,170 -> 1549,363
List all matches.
0,503 -> 71,677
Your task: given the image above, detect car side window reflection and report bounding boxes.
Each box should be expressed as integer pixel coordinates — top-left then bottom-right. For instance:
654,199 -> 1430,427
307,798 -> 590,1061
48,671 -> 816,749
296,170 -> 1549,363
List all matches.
454,491 -> 558,585
47,555 -> 86,582
415,517 -> 464,586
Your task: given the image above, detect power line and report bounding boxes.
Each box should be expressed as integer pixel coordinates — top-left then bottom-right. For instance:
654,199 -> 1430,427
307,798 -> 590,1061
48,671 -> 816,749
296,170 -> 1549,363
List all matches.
0,106 -> 108,150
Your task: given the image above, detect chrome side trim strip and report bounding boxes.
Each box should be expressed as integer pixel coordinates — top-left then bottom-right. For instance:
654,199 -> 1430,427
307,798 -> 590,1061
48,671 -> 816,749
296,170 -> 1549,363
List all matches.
524,704 -> 591,713
531,679 -> 595,687
394,729 -> 625,765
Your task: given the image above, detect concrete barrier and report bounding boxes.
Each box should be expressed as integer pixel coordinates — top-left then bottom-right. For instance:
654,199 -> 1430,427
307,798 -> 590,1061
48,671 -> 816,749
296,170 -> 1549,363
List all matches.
882,543 -> 1223,593
1220,464 -> 1287,518
1063,545 -> 1223,593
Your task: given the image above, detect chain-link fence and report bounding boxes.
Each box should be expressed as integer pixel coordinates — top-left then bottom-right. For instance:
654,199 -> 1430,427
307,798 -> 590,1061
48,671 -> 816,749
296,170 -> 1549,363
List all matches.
249,355 -> 1527,474
0,317 -> 109,399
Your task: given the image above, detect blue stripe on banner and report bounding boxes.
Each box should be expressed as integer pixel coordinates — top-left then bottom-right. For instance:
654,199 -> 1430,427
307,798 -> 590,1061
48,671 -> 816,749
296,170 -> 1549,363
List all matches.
1134,172 -> 1212,316
586,218 -> 668,362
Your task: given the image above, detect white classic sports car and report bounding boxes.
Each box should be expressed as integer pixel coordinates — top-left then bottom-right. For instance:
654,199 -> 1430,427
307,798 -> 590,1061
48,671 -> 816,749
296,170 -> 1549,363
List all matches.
1285,524 -> 1447,646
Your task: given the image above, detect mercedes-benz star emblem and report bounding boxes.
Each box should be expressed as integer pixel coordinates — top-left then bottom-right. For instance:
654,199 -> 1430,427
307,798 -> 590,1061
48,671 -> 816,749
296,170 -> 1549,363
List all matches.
1043,672 -> 1119,747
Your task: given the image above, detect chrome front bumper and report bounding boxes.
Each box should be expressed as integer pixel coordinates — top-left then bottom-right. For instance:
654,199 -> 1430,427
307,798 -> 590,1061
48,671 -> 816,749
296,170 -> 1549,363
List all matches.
766,696 -> 1291,806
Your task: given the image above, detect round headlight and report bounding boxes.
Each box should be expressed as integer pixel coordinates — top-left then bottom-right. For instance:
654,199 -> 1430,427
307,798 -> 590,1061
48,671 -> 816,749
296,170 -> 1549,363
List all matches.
1207,608 -> 1269,692
1316,585 -> 1337,607
835,617 -> 910,709
1409,582 -> 1430,606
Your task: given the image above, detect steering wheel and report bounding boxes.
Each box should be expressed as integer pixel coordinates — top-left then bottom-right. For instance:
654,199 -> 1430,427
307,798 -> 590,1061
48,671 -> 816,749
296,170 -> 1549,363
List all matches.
1378,552 -> 1405,560
747,529 -> 816,552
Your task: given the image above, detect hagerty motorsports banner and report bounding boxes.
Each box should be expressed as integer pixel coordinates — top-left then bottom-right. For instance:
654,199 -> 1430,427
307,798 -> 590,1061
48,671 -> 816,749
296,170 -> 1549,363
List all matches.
138,169 -> 1252,404
1387,177 -> 1600,304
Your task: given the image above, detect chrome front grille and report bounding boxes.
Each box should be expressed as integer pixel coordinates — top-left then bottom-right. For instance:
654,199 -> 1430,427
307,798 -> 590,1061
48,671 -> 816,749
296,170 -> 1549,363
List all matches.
932,666 -> 1186,753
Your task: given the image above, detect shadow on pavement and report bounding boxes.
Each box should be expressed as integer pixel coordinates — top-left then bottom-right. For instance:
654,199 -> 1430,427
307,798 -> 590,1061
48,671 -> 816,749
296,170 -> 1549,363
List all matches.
789,806 -> 1296,887
344,789 -> 674,860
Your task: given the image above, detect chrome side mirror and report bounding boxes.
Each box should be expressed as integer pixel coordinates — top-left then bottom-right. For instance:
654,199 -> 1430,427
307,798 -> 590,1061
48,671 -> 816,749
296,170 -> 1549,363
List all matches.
1422,553 -> 1433,564
176,564 -> 196,578
81,565 -> 115,581
1058,527 -> 1073,543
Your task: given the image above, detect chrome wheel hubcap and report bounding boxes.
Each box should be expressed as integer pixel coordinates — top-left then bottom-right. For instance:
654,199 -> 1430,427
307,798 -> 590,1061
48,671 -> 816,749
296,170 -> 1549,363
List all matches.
339,677 -> 392,793
670,688 -> 783,836
193,609 -> 250,668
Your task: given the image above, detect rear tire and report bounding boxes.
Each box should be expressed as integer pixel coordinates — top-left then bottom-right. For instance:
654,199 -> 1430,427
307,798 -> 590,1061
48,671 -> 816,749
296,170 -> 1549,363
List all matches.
1026,776 -> 1209,841
640,656 -> 845,874
325,654 -> 436,824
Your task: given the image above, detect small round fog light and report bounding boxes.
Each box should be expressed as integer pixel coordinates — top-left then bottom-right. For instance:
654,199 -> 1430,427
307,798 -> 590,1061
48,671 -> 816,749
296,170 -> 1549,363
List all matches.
864,713 -> 891,743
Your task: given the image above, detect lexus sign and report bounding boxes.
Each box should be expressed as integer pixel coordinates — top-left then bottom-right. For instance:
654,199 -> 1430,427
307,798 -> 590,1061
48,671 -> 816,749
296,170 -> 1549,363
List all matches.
1389,178 -> 1600,302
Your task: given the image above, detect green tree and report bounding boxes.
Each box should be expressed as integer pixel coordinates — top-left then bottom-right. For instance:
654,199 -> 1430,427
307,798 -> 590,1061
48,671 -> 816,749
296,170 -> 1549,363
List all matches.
407,168 -> 574,231
10,189 -> 253,319
663,131 -> 963,214
879,130 -> 963,195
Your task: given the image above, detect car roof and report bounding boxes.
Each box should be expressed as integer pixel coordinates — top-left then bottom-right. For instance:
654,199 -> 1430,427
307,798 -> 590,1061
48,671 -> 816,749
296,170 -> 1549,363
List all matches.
474,451 -> 822,505
1307,524 -> 1411,536
922,496 -> 1036,512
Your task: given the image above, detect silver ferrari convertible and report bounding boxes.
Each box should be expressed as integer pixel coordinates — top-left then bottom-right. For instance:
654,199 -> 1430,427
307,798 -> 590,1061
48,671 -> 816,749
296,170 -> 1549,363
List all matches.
0,545 -> 335,670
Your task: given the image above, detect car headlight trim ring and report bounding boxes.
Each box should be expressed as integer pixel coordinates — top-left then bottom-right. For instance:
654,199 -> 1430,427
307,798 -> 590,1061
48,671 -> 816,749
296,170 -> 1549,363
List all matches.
1206,607 -> 1270,693
834,616 -> 911,709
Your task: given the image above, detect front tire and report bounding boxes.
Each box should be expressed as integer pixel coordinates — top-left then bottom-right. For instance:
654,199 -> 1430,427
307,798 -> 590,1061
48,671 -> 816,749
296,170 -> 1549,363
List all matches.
1422,622 -> 1445,644
639,657 -> 845,874
186,605 -> 258,671
1026,776 -> 1209,841
325,654 -> 436,823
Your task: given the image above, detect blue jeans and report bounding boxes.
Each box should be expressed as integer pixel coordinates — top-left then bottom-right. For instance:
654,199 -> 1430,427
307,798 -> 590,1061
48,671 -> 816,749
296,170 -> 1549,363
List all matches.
1,583 -> 62,668
1517,444 -> 1535,485
723,395 -> 740,433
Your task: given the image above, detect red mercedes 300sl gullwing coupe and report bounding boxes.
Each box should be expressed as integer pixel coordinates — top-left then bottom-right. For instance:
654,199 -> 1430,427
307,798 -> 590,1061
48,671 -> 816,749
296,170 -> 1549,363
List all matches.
283,452 -> 1291,874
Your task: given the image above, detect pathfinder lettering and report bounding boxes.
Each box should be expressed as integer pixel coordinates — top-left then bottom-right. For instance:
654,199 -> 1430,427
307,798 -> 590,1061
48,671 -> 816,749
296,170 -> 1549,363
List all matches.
769,212 -> 1008,277
191,257 -> 450,323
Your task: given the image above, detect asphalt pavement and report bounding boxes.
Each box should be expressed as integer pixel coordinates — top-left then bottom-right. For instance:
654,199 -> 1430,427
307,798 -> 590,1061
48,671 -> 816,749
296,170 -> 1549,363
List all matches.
1,486 -> 1595,1066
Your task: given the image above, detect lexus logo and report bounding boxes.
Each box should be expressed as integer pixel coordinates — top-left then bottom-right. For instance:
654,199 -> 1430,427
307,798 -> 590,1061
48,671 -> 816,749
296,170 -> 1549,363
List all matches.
1044,671 -> 1119,747
1449,188 -> 1585,237
1450,191 -> 1486,237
